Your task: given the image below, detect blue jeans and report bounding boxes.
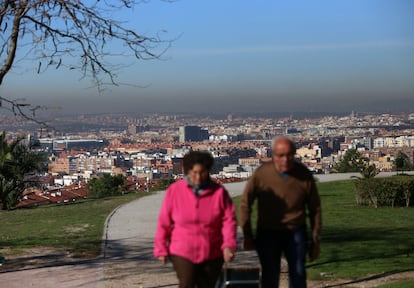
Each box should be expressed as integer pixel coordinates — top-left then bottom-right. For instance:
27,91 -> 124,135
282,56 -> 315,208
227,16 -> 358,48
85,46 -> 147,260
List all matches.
256,226 -> 308,288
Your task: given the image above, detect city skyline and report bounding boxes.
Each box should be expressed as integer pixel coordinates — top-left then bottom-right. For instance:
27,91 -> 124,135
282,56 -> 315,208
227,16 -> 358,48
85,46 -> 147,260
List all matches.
2,0 -> 414,116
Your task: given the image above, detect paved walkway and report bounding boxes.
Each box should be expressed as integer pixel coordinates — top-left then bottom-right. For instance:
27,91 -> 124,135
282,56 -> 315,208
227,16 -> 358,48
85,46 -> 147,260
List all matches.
0,172 -> 409,287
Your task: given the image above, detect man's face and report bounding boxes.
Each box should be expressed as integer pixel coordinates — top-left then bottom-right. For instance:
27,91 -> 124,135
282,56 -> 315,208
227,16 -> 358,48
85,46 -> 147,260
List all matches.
272,139 -> 295,173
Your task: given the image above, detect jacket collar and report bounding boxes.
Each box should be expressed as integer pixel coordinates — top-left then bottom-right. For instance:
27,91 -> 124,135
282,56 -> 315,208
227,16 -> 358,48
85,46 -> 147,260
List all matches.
185,175 -> 212,196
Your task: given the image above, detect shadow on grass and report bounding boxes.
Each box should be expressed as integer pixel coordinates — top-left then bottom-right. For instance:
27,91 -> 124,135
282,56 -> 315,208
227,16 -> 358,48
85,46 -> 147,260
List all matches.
0,237 -> 177,286
307,226 -> 413,269
0,248 -> 102,273
0,236 -> 102,273
102,236 -> 178,285
321,226 -> 412,244
306,225 -> 413,287
0,236 -> 170,270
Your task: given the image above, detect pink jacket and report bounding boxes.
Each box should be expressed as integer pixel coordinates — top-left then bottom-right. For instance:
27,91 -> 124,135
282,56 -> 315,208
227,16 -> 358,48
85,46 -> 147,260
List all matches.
154,179 -> 237,263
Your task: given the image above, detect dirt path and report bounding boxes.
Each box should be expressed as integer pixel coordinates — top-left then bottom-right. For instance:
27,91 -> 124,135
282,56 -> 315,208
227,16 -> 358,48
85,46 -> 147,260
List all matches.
1,246 -> 413,287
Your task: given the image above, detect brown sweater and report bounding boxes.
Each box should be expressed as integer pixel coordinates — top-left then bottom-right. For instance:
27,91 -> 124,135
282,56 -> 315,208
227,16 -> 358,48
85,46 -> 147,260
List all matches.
239,161 -> 321,240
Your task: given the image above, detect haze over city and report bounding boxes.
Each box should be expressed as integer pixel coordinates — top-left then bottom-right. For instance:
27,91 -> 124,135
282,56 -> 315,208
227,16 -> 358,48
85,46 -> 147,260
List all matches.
2,0 -> 414,116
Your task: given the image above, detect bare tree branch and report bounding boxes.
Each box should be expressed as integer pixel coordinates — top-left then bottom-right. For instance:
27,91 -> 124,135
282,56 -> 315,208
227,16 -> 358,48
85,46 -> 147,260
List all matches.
0,0 -> 173,125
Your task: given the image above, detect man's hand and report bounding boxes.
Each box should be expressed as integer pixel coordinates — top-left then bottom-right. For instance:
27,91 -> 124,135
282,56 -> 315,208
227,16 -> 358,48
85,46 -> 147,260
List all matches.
158,256 -> 167,265
223,247 -> 235,263
242,237 -> 255,251
309,238 -> 320,262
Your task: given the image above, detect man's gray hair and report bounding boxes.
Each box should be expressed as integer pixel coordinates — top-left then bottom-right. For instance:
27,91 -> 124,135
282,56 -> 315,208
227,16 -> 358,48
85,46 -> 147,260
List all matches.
271,136 -> 296,153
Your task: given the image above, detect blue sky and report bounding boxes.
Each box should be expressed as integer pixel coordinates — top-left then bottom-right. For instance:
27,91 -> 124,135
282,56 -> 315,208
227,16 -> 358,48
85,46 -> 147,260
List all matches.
2,0 -> 414,116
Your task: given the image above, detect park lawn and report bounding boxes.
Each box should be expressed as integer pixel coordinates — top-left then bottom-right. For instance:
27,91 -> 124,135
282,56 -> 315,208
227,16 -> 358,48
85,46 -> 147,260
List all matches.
0,192 -> 145,258
1,179 -> 413,284
233,180 -> 414,282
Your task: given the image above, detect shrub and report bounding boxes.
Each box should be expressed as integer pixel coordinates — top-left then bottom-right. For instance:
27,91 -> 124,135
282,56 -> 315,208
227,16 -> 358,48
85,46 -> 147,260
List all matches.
354,176 -> 414,208
86,174 -> 126,198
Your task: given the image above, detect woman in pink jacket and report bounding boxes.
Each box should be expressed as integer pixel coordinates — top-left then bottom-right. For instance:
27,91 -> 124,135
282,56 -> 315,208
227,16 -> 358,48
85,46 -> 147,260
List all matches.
154,151 -> 237,288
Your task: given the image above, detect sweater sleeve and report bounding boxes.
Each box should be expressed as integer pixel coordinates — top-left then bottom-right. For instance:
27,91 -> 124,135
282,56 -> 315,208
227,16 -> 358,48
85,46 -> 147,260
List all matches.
153,187 -> 173,257
239,175 -> 257,240
307,178 -> 322,240
221,188 -> 238,251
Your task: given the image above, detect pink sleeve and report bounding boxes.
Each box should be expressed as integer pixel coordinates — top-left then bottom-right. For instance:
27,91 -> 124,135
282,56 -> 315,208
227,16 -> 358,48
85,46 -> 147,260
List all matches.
153,188 -> 173,257
221,188 -> 238,251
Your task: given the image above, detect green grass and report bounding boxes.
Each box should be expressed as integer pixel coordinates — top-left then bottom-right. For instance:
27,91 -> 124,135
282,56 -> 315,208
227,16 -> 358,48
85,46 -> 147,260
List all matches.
1,193 -> 145,258
233,180 -> 414,282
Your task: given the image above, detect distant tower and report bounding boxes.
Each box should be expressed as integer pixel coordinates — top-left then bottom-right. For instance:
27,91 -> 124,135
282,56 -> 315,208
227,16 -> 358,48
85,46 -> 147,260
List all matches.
363,137 -> 373,150
179,126 -> 209,142
227,114 -> 233,122
128,124 -> 137,135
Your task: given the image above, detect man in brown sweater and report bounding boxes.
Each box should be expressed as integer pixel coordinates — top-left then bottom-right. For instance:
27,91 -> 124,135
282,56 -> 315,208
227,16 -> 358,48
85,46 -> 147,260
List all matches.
239,136 -> 322,288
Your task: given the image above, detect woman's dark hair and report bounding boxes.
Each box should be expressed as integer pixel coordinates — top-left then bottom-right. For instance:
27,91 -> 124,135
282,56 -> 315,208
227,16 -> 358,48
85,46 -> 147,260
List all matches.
182,151 -> 214,174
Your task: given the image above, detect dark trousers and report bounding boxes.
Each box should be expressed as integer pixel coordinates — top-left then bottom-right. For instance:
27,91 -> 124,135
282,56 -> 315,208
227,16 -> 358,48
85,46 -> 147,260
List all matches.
256,226 -> 308,288
170,255 -> 224,288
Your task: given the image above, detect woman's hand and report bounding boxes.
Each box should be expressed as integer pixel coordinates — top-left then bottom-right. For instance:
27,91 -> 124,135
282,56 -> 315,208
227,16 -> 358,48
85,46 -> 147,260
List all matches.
223,247 -> 235,263
158,256 -> 167,265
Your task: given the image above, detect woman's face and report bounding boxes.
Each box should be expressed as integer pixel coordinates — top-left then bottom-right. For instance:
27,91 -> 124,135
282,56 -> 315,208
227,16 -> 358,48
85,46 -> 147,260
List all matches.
188,163 -> 209,185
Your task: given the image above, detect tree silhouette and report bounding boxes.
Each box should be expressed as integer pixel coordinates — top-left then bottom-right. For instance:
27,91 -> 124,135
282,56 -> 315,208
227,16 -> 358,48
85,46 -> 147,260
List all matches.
0,0 -> 171,122
86,173 -> 126,198
335,148 -> 366,173
394,151 -> 411,174
0,132 -> 46,209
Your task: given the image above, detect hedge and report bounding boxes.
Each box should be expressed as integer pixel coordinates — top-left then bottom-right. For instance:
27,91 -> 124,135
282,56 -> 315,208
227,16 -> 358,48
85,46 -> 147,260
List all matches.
353,176 -> 414,208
